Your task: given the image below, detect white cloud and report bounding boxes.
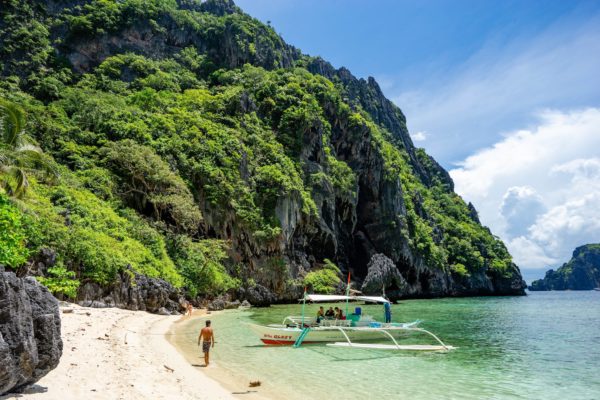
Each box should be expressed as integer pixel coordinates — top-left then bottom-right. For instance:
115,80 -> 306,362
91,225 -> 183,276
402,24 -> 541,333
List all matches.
450,108 -> 600,271
529,193 -> 600,256
550,158 -> 600,181
500,186 -> 546,238
506,236 -> 558,269
411,131 -> 427,141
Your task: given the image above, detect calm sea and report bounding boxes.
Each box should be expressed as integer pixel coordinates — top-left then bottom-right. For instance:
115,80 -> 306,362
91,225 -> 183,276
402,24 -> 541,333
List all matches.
173,291 -> 600,400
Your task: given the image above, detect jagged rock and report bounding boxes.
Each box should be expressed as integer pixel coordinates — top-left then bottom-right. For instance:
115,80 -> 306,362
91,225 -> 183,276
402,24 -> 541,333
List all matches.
208,298 -> 226,311
237,285 -> 276,307
76,267 -> 184,313
239,300 -> 251,308
0,268 -> 63,395
157,307 -> 171,316
26,248 -> 57,277
361,254 -> 407,298
224,300 -> 241,309
467,202 -> 481,224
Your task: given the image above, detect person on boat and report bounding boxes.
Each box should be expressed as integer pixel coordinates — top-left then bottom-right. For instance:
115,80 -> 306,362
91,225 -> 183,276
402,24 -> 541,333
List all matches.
336,308 -> 345,320
325,307 -> 335,319
384,301 -> 392,323
316,306 -> 325,323
198,320 -> 215,366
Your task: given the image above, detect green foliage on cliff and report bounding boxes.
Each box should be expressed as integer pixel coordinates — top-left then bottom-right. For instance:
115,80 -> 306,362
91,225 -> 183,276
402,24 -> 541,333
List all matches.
0,194 -> 29,267
0,0 -> 519,300
304,259 -> 341,294
37,265 -> 80,299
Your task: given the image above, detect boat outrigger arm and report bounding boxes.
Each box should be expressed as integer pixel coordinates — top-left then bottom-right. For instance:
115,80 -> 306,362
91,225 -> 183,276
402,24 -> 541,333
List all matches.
326,326 -> 456,351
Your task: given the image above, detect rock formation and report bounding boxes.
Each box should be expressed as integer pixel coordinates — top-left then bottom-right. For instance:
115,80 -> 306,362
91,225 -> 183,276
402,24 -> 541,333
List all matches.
76,268 -> 186,313
530,244 -> 600,290
361,254 -> 408,297
0,267 -> 63,395
0,0 -> 526,304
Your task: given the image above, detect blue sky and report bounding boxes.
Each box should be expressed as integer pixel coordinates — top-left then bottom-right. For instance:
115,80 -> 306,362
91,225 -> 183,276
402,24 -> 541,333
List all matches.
236,0 -> 600,282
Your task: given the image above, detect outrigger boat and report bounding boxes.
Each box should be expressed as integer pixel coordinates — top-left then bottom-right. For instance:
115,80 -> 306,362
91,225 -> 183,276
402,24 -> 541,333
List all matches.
248,294 -> 455,351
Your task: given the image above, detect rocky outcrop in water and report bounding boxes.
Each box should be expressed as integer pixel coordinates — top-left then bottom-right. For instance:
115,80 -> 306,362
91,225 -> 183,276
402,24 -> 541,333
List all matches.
0,267 -> 62,395
76,268 -> 185,313
361,254 -> 407,297
530,244 -> 600,290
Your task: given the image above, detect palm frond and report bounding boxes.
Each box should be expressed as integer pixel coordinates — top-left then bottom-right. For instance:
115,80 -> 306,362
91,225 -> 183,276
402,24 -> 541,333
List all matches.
0,98 -> 58,197
8,166 -> 29,198
0,99 -> 26,148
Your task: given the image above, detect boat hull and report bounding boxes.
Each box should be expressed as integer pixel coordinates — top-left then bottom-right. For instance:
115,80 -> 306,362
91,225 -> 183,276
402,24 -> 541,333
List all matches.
248,323 -> 416,345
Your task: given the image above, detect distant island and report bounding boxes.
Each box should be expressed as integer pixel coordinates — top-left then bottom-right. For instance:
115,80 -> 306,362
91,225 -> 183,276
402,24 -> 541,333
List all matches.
530,244 -> 600,290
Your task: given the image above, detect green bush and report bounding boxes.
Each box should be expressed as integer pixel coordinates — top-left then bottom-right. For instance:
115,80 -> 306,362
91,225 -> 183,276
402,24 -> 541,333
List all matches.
37,265 -> 80,299
172,237 -> 239,297
303,259 -> 341,294
0,195 -> 29,268
450,263 -> 470,278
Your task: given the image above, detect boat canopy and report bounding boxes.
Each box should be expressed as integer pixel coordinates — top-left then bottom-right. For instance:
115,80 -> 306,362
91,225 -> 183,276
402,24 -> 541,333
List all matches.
303,294 -> 390,304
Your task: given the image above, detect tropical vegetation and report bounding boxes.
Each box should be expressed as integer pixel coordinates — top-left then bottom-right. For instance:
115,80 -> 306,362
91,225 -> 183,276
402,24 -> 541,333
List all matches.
0,0 -> 517,301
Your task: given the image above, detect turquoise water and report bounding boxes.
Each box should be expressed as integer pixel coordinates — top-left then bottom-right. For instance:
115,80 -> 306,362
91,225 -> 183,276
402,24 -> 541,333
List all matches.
176,291 -> 600,399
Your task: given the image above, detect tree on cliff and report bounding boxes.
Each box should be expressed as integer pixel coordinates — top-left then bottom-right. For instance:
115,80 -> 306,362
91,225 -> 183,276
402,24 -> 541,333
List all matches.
0,99 -> 56,198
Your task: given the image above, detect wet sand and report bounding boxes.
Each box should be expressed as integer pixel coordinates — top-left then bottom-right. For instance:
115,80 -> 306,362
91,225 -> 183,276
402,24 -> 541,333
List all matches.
167,311 -> 272,400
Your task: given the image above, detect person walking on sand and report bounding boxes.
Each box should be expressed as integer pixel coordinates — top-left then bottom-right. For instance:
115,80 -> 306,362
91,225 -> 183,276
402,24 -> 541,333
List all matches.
198,320 -> 215,366
186,302 -> 193,316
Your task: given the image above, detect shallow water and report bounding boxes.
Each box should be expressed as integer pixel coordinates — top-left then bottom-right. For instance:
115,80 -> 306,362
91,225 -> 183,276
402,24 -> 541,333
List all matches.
174,291 -> 600,400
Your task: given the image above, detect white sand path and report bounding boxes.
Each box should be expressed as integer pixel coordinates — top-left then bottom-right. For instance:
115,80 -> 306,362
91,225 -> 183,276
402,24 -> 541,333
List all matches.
1,304 -> 236,400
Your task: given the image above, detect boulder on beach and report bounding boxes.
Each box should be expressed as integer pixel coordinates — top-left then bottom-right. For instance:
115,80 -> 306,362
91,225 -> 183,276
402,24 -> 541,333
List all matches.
0,267 -> 63,395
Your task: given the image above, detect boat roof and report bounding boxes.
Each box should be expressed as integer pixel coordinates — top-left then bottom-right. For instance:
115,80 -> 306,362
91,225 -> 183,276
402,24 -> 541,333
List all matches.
303,294 -> 390,304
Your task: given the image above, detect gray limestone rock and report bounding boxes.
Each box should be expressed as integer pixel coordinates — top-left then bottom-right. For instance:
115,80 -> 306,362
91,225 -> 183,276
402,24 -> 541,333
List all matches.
0,268 -> 63,395
239,300 -> 251,308
361,254 -> 407,297
237,284 -> 276,307
208,298 -> 226,311
76,267 -> 185,314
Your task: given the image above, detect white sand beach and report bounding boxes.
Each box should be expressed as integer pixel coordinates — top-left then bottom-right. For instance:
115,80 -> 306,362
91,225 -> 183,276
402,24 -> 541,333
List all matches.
1,304 -> 237,400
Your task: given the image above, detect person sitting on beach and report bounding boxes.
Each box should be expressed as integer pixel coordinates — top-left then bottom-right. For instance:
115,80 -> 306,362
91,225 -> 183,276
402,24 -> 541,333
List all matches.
316,306 -> 325,323
198,320 -> 215,366
325,307 -> 335,319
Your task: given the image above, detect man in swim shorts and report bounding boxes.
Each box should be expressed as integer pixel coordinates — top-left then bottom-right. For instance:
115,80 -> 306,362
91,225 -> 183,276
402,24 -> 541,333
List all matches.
198,320 -> 215,366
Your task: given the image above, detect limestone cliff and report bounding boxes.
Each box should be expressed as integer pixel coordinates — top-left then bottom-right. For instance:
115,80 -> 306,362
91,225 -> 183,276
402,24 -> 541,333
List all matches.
0,0 -> 525,304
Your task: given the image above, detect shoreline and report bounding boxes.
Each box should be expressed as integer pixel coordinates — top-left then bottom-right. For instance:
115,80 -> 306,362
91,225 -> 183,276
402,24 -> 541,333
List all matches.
0,304 -> 236,400
166,311 -> 272,400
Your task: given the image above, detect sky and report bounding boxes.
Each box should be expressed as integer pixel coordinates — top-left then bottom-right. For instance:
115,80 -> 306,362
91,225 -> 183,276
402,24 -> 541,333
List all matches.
235,0 -> 600,283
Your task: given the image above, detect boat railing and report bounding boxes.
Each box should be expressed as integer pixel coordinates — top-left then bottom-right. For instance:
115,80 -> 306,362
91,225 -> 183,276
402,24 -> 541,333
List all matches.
319,319 -> 352,327
282,316 -> 352,328
283,316 -> 316,326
